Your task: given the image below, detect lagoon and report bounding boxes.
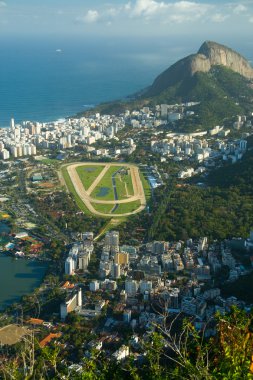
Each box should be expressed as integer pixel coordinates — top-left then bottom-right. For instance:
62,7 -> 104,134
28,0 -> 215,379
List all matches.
0,254 -> 48,310
96,187 -> 110,197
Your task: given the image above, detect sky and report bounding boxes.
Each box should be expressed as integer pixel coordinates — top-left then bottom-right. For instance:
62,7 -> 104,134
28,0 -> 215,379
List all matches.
0,0 -> 253,40
0,0 -> 253,67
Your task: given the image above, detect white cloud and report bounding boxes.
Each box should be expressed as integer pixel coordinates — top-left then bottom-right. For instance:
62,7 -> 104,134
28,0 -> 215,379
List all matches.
129,1 -> 212,22
211,13 -> 229,23
233,4 -> 247,14
83,9 -> 99,23
125,2 -> 132,11
74,1 -> 253,30
131,0 -> 167,17
107,7 -> 118,17
0,1 -> 6,7
249,16 -> 253,23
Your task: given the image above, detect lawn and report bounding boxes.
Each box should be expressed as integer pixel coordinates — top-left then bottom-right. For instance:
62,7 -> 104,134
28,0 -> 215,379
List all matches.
140,170 -> 152,202
90,166 -> 121,201
112,200 -> 141,214
92,200 -> 141,215
76,165 -> 105,190
91,203 -> 115,214
91,166 -> 134,201
38,158 -> 61,166
114,168 -> 134,198
62,166 -> 92,215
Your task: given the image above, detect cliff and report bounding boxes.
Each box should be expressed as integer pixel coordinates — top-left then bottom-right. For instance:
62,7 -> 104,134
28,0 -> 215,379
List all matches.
146,41 -> 253,97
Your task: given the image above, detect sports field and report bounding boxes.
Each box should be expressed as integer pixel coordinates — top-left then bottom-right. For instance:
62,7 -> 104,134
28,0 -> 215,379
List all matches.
61,162 -> 147,217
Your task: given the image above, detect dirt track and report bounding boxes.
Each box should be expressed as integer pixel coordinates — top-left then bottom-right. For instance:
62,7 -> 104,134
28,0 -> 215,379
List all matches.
62,162 -> 146,217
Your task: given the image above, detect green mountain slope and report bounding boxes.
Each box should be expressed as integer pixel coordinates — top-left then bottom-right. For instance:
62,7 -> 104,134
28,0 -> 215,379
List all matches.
146,66 -> 253,128
208,136 -> 253,193
148,139 -> 253,241
147,65 -> 253,103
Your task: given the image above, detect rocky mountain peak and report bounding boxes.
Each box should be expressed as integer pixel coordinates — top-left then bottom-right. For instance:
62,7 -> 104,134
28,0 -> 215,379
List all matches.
146,41 -> 253,97
197,40 -> 253,79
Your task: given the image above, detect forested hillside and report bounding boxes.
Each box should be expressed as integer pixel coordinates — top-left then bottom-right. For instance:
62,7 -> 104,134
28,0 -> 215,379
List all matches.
148,140 -> 253,241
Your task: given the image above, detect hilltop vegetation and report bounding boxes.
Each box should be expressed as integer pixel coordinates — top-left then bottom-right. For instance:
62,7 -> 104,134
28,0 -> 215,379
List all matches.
148,140 -> 253,241
146,66 -> 253,129
1,307 -> 253,379
208,136 -> 253,192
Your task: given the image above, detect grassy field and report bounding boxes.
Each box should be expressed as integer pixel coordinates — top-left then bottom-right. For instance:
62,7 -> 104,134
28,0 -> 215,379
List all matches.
62,166 -> 93,215
114,168 -> 134,198
91,166 -> 134,201
140,171 -> 152,202
92,200 -> 141,215
76,165 -> 105,190
91,203 -> 114,214
38,158 -> 61,166
113,200 -> 141,214
91,166 -> 121,200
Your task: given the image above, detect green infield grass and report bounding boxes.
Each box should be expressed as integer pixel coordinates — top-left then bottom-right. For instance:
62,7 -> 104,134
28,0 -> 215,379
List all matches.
91,203 -> 115,214
140,171 -> 151,202
91,166 -> 134,201
76,165 -> 105,190
91,166 -> 121,200
112,200 -> 141,214
62,166 -> 92,215
114,168 -> 134,198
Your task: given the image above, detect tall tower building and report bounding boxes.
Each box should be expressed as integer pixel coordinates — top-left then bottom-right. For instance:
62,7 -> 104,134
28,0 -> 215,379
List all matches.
105,231 -> 119,254
10,118 -> 15,130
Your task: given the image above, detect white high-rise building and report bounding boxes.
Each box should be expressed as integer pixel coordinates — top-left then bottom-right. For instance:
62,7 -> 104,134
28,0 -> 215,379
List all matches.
60,288 -> 82,320
125,280 -> 139,296
139,281 -> 152,294
10,118 -> 15,130
1,149 -> 10,160
14,128 -> 21,140
17,145 -> 23,157
65,257 -> 75,275
105,231 -> 119,253
31,145 -> 37,155
78,252 -> 90,271
23,145 -> 29,156
90,280 -> 100,292
10,146 -> 18,158
113,264 -> 121,279
35,124 -> 41,134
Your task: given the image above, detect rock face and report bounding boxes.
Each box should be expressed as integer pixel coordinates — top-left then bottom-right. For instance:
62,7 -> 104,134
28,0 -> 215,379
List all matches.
146,41 -> 253,97
198,41 -> 253,79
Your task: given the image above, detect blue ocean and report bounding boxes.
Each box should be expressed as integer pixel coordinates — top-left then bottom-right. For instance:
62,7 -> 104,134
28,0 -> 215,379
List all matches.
0,36 -> 172,126
0,36 -> 252,127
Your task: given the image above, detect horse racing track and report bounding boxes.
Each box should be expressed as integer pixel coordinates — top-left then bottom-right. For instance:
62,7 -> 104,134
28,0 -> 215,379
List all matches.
61,162 -> 146,217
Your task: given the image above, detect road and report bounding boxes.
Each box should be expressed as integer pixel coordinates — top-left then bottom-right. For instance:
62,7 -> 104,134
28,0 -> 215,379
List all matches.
61,162 -> 146,217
